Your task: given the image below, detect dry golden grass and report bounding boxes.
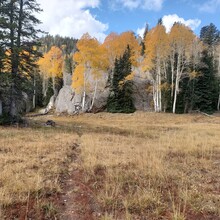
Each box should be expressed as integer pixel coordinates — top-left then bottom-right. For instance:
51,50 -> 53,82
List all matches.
58,112 -> 220,220
0,123 -> 78,219
0,112 -> 220,219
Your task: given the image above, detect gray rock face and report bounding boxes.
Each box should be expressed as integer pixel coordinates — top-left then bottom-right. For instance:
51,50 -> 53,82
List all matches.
90,88 -> 109,111
55,86 -> 81,114
132,64 -> 153,111
55,85 -> 110,114
133,77 -> 152,111
63,72 -> 72,86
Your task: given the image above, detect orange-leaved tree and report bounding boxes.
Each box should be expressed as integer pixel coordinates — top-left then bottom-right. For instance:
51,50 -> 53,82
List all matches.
103,31 -> 141,91
38,46 -> 63,98
103,31 -> 141,68
144,24 -> 169,112
72,33 -> 109,111
169,23 -> 196,113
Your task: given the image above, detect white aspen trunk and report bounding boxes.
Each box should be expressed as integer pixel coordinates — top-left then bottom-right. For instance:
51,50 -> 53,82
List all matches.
33,72 -> 36,109
153,81 -> 157,112
82,71 -> 86,112
82,91 -> 86,112
171,56 -> 175,99
217,93 -> 220,111
156,74 -> 159,112
158,65 -> 162,112
172,54 -> 181,114
90,79 -> 98,111
52,76 -> 58,97
42,75 -> 48,98
173,77 -> 179,114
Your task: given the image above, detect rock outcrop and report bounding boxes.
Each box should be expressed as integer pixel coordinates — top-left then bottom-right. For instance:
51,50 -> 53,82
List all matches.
52,65 -> 153,114
55,86 -> 81,114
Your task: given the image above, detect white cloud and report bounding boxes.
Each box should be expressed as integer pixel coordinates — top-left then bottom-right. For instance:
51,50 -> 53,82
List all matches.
36,0 -> 108,42
162,14 -> 201,32
120,0 -> 141,9
198,0 -> 220,13
112,0 -> 164,10
137,26 -> 146,38
142,0 -> 164,11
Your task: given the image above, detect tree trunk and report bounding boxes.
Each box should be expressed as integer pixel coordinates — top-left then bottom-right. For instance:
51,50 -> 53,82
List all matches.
172,55 -> 181,114
82,71 -> 86,112
82,91 -> 86,112
9,1 -> 17,118
156,76 -> 159,112
33,72 -> 36,109
90,79 -> 98,111
0,99 -> 2,116
158,64 -> 162,112
42,75 -> 48,98
170,54 -> 175,99
153,81 -> 157,112
217,92 -> 220,111
52,76 -> 58,97
172,77 -> 178,114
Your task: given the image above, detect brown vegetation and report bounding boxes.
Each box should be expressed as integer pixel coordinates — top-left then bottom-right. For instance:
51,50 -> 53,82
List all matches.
0,112 -> 220,219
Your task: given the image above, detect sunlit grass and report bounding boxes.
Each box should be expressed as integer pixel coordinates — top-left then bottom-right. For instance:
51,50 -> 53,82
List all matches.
0,112 -> 220,219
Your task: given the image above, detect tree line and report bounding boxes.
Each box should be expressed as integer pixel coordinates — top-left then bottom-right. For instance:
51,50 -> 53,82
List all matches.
64,22 -> 220,114
0,1 -> 220,124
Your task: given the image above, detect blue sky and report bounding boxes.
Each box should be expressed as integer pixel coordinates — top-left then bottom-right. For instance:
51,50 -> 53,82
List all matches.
37,0 -> 220,41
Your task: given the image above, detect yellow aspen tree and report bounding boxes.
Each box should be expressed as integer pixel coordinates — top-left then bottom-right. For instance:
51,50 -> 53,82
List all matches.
103,31 -> 141,89
72,33 -> 108,111
47,46 -> 63,97
144,24 -> 169,112
38,52 -> 51,97
103,31 -> 141,68
169,23 -> 196,113
38,46 -> 63,97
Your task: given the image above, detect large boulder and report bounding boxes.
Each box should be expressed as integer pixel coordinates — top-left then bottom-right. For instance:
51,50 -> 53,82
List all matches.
133,77 -> 152,111
132,64 -> 153,111
63,72 -> 72,86
55,86 -> 81,114
89,87 -> 109,112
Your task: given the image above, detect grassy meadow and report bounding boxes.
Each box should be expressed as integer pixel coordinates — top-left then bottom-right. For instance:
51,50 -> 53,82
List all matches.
0,112 -> 220,219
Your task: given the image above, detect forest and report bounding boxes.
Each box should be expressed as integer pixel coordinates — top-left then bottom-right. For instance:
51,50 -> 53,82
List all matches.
0,0 -> 220,122
1,1 -> 220,219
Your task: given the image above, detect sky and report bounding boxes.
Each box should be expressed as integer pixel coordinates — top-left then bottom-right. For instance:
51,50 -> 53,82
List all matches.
36,0 -> 220,42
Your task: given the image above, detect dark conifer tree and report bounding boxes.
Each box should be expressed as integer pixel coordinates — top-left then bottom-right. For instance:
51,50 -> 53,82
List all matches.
194,50 -> 216,114
107,45 -> 135,113
0,0 -> 43,119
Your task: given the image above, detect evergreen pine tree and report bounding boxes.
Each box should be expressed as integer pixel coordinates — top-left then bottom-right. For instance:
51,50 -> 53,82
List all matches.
0,0 -> 43,119
200,23 -> 220,47
194,50 -> 215,114
107,45 -> 135,113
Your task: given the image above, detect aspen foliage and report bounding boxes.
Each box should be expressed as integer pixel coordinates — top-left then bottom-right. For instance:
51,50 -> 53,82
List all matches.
143,24 -> 169,112
38,46 -> 63,78
72,33 -> 109,93
169,23 -> 197,113
103,31 -> 141,68
144,24 -> 169,71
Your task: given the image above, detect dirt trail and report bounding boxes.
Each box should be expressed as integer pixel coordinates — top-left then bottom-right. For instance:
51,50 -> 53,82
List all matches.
58,139 -> 100,220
